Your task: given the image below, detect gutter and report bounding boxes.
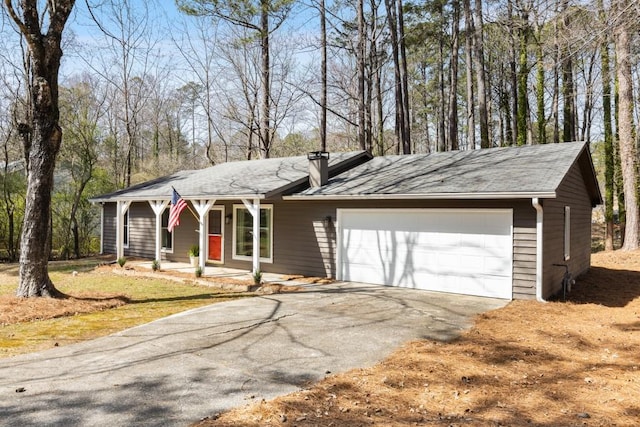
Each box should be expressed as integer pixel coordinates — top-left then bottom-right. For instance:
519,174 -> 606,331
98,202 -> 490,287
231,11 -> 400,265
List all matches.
532,198 -> 545,302
283,191 -> 557,201
88,194 -> 268,203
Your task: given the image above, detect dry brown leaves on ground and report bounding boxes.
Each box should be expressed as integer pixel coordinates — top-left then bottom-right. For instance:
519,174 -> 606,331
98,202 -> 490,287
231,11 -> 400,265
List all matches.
0,293 -> 128,326
197,250 -> 640,427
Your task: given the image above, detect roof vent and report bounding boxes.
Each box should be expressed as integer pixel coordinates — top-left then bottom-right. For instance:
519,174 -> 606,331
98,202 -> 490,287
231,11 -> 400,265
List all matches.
308,151 -> 329,188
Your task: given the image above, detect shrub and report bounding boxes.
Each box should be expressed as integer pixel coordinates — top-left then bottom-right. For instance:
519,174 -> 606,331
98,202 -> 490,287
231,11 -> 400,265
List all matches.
195,266 -> 203,278
117,257 -> 127,267
252,269 -> 262,285
151,260 -> 160,271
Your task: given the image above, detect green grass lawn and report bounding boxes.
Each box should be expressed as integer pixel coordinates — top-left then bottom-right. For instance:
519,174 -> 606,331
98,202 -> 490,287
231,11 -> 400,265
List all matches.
0,260 -> 251,358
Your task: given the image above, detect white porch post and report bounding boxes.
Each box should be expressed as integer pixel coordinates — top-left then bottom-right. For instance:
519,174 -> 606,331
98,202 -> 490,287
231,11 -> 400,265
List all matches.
242,198 -> 261,274
115,200 -> 131,260
149,200 -> 170,266
193,199 -> 216,271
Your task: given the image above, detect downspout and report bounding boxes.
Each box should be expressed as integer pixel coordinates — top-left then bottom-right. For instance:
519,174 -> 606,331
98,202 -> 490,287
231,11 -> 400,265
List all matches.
532,198 -> 545,302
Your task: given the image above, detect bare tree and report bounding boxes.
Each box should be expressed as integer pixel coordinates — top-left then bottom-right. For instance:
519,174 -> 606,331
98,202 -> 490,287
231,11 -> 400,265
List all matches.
3,0 -> 75,297
178,0 -> 295,159
84,0 -> 159,187
58,77 -> 104,259
172,17 -> 221,164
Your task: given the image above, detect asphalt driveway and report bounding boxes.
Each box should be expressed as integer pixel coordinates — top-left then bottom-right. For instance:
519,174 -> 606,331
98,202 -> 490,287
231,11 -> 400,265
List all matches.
0,282 -> 507,426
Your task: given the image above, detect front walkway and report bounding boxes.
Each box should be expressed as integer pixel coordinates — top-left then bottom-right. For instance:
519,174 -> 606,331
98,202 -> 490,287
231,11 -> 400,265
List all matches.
126,259 -> 323,292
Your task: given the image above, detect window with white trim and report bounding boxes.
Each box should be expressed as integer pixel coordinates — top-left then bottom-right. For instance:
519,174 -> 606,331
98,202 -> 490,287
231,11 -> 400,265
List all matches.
233,204 -> 273,262
564,206 -> 570,261
123,211 -> 130,248
161,209 -> 173,252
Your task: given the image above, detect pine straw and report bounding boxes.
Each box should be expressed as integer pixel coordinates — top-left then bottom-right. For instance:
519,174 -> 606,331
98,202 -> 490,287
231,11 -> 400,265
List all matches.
0,293 -> 129,326
195,250 -> 640,427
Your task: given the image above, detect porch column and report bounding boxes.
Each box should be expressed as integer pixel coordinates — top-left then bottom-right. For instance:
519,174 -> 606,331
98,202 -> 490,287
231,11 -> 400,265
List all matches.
193,199 -> 216,271
242,198 -> 261,274
149,200 -> 170,266
115,200 -> 131,260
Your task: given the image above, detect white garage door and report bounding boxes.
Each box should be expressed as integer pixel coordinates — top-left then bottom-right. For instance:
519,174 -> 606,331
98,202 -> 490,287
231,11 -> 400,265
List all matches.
338,209 -> 513,299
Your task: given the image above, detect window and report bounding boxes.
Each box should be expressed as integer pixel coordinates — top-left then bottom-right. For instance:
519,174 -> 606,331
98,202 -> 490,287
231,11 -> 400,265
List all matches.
123,211 -> 129,248
161,209 -> 173,252
564,206 -> 570,261
233,204 -> 273,263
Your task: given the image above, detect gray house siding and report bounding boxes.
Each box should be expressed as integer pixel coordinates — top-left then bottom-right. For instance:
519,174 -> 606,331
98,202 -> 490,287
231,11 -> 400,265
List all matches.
542,161 -> 593,298
126,203 -> 155,259
101,201 -> 201,261
102,203 -> 116,254
512,212 -> 538,300
167,204 -> 200,261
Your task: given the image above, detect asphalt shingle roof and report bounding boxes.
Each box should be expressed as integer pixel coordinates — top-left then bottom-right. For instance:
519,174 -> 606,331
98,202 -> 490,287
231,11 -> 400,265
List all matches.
291,142 -> 600,204
91,143 -> 601,206
90,151 -> 369,202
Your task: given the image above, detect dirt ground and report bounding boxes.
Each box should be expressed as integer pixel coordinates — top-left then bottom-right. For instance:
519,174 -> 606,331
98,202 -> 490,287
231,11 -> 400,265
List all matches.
2,251 -> 639,426
194,250 -> 640,427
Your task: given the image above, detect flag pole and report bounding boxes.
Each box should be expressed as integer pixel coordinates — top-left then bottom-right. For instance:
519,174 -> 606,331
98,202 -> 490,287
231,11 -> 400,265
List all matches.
185,204 -> 199,222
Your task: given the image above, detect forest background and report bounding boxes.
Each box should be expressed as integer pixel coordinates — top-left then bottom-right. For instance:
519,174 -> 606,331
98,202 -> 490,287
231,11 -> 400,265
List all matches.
0,0 -> 638,263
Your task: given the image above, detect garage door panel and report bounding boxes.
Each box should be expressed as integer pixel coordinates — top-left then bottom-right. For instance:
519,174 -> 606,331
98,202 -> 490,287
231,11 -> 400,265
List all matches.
339,209 -> 513,299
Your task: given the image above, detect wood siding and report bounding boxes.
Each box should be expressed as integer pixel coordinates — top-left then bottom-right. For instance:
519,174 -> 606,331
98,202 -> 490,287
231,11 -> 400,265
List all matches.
542,162 -> 593,299
100,201 -> 201,261
102,203 -> 116,254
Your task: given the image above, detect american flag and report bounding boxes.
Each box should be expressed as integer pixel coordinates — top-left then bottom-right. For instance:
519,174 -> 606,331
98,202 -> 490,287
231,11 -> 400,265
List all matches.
168,188 -> 187,233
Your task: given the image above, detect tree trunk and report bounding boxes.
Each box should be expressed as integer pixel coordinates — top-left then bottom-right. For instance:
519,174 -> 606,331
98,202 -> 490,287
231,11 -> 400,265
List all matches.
561,0 -> 576,143
464,0 -> 475,149
397,0 -> 411,154
614,8 -> 639,250
2,141 -> 18,262
260,5 -> 271,158
507,0 -> 518,146
448,0 -> 460,151
357,0 -> 366,151
561,56 -> 576,142
535,32 -> 546,144
600,8 -> 614,250
579,52 -> 596,145
5,0 -> 75,297
552,0 -> 560,143
516,19 -> 529,146
385,0 -> 404,154
438,5 -> 446,152
474,0 -> 489,148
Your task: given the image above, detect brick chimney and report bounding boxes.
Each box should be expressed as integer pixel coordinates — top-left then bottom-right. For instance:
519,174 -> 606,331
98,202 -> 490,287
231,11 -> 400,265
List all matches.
308,151 -> 329,188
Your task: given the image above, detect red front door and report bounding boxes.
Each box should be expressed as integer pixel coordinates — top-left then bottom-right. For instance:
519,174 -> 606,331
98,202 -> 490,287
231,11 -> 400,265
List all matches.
208,210 -> 223,262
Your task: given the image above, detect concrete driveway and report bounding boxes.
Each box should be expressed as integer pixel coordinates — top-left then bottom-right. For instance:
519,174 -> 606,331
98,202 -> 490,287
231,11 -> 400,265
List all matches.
0,282 -> 507,426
